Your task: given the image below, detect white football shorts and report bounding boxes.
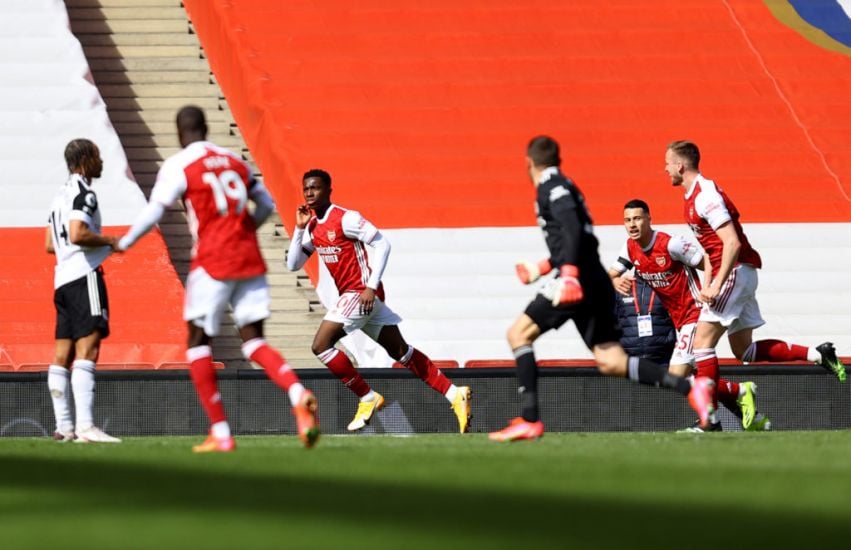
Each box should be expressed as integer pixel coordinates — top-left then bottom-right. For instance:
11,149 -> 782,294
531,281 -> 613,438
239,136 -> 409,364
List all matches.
698,263 -> 765,335
669,322 -> 697,367
185,267 -> 270,336
324,290 -> 402,340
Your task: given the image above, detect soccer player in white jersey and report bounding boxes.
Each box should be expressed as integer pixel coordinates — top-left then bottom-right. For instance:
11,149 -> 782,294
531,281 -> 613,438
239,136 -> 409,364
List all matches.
118,106 -> 319,452
45,139 -> 122,443
609,199 -> 770,432
286,169 -> 473,433
665,140 -> 846,426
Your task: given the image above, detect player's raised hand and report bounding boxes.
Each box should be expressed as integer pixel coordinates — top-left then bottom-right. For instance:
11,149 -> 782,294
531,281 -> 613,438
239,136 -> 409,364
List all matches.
515,258 -> 552,284
551,265 -> 583,306
295,204 -> 311,229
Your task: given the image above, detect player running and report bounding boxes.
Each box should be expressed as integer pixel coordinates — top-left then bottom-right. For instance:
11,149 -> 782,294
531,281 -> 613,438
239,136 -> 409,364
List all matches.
608,199 -> 769,431
286,169 -> 472,433
665,140 -> 846,427
118,106 -> 319,452
489,136 -> 713,441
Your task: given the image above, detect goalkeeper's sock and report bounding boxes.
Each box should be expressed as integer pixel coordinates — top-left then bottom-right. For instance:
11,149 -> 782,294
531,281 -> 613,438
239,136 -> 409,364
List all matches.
514,345 -> 540,422
743,339 -> 809,362
717,378 -> 743,418
71,360 -> 96,430
187,346 -> 227,424
242,338 -> 304,405
400,346 -> 452,395
48,365 -> 74,434
318,348 -> 371,397
627,356 -> 691,395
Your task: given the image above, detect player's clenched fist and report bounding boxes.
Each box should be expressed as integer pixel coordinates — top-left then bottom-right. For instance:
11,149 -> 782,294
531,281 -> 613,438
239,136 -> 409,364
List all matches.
551,265 -> 583,306
515,258 -> 552,284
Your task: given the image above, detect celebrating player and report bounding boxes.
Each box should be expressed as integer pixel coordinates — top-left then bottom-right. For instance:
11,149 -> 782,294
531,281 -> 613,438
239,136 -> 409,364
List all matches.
489,136 -> 713,441
608,199 -> 769,431
285,169 -> 472,433
45,138 -> 122,443
664,140 -> 846,426
118,106 -> 319,452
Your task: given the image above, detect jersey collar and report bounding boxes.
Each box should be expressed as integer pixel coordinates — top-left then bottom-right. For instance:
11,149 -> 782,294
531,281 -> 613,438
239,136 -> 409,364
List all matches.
684,173 -> 706,200
537,166 -> 560,185
314,203 -> 337,224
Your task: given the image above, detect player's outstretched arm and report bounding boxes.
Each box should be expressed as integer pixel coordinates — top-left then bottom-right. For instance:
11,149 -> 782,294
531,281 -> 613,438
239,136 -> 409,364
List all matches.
69,219 -> 119,251
117,202 -> 166,251
515,258 -> 552,284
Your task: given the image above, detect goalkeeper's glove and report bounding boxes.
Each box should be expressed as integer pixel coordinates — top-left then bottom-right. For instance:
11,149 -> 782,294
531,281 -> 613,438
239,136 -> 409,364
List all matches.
551,265 -> 583,306
515,258 -> 552,284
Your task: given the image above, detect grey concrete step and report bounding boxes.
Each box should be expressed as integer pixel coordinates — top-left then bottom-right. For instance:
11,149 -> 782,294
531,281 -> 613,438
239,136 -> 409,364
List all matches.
67,7 -> 188,21
98,83 -> 219,98
104,96 -> 220,110
70,19 -> 189,34
76,33 -> 198,47
65,0 -> 182,7
92,70 -> 211,85
120,134 -> 240,148
88,57 -> 208,72
113,120 -> 230,135
109,107 -> 231,122
83,45 -> 201,59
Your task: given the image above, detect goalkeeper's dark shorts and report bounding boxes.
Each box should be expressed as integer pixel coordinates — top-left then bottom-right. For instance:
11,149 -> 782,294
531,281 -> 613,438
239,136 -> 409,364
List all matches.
524,274 -> 620,350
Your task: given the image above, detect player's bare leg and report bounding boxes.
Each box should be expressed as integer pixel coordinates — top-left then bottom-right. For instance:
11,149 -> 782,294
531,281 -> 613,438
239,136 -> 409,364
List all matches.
377,325 -> 471,433
490,314 -> 545,441
241,321 -> 318,447
48,339 -> 75,441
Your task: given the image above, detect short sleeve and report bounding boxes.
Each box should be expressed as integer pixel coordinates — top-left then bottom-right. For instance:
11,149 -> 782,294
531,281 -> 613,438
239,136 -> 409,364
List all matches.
695,187 -> 731,230
341,210 -> 379,243
70,189 -> 97,225
150,158 -> 188,207
668,234 -> 703,267
610,242 -> 632,274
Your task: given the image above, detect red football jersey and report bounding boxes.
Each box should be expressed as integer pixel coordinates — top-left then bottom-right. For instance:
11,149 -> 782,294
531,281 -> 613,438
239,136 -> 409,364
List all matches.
305,204 -> 385,299
618,231 -> 702,329
683,175 -> 762,278
151,141 -> 266,280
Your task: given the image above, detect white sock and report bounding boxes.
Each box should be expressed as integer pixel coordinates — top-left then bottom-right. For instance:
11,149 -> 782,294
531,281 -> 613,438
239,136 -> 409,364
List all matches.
360,390 -> 376,403
287,382 -> 306,406
444,384 -> 458,403
71,360 -> 96,431
211,420 -> 231,439
48,365 -> 74,433
807,347 -> 821,363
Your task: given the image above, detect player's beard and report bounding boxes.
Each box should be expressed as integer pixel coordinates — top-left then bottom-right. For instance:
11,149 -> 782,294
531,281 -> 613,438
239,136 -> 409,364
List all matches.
670,173 -> 683,186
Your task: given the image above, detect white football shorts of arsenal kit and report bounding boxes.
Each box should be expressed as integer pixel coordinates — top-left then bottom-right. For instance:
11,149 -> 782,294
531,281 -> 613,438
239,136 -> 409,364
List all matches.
670,322 -> 697,367
185,267 -> 271,336
325,290 -> 402,340
698,263 -> 765,335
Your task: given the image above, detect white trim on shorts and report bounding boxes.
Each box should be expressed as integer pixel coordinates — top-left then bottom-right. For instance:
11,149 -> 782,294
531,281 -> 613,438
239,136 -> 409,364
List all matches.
670,322 -> 697,368
184,267 -> 270,337
324,290 -> 402,340
698,263 -> 765,335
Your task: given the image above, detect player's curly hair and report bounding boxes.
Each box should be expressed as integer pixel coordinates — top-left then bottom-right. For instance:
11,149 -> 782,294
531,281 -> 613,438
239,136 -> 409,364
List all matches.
64,138 -> 97,171
303,168 -> 332,188
667,140 -> 700,170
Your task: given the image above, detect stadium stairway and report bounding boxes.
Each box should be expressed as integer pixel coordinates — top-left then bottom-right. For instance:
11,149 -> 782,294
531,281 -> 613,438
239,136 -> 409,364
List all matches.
64,0 -> 325,368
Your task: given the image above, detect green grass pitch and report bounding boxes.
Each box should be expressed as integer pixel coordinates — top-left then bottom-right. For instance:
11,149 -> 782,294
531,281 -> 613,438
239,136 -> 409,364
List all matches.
1,431 -> 849,549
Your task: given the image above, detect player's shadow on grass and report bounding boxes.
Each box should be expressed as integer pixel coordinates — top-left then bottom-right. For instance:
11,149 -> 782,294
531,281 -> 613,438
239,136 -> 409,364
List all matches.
0,454 -> 847,548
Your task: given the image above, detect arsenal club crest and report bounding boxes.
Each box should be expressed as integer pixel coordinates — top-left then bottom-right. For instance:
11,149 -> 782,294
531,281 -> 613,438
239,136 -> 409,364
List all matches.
655,256 -> 666,266
327,230 -> 336,242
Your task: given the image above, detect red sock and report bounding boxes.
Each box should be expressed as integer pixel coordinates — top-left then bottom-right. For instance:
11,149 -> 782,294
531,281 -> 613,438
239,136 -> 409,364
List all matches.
243,339 -> 299,391
694,349 -> 720,409
402,347 -> 451,395
187,346 -> 226,425
318,348 -> 371,397
716,378 -> 741,418
749,339 -> 809,362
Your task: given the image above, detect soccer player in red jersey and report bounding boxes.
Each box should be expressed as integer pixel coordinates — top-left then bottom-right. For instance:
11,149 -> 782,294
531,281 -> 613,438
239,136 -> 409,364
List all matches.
118,106 -> 319,452
489,136 -> 714,441
286,169 -> 472,433
665,140 -> 846,426
609,199 -> 770,431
